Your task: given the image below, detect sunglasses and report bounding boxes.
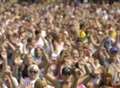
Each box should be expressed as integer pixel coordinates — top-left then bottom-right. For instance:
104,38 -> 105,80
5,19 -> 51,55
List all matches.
30,70 -> 38,74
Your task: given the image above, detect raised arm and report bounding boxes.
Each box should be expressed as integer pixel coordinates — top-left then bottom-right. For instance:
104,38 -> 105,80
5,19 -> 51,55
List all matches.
6,40 -> 16,51
45,73 -> 57,86
71,72 -> 90,88
1,49 -> 8,70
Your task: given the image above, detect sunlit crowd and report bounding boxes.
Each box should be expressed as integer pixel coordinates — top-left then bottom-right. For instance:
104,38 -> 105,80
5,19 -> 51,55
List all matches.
0,1 -> 120,88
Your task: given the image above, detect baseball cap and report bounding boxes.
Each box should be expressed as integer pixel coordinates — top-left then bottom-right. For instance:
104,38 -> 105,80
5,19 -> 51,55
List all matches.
79,31 -> 86,38
110,47 -> 119,54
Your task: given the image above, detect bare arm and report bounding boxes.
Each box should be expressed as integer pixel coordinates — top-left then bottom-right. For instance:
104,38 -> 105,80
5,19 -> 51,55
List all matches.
71,74 -> 90,88
6,40 -> 16,51
45,73 -> 57,86
1,50 -> 8,70
90,35 -> 100,47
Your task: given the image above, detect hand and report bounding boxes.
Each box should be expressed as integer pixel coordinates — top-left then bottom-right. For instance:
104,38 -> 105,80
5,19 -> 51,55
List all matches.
1,50 -> 7,60
4,70 -> 12,77
73,69 -> 81,79
3,72 -> 12,87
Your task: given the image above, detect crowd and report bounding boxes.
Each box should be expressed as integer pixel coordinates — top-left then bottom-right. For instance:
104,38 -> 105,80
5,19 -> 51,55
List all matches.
0,0 -> 120,4
0,1 -> 120,88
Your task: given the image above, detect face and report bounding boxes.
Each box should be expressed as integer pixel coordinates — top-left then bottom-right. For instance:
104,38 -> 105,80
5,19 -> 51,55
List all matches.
73,50 -> 79,58
62,74 -> 71,81
35,48 -> 42,57
25,55 -> 33,65
29,69 -> 38,80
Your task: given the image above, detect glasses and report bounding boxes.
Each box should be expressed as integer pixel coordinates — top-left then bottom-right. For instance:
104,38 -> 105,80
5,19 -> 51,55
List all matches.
30,70 -> 38,74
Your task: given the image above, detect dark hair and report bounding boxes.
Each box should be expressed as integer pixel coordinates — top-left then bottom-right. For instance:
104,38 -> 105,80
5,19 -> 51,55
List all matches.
62,66 -> 73,76
27,38 -> 32,43
35,30 -> 40,36
74,62 -> 79,68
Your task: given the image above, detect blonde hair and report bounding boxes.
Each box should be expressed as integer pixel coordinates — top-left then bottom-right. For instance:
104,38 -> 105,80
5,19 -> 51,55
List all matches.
28,64 -> 40,77
34,78 -> 47,88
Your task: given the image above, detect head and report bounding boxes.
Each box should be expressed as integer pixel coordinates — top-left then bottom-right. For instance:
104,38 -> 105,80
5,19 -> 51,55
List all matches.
27,37 -> 36,48
40,30 -> 47,38
79,31 -> 86,39
34,79 -> 47,88
24,54 -> 34,65
3,66 -> 12,81
61,66 -> 73,80
109,47 -> 119,57
35,47 -> 43,58
108,47 -> 119,64
72,49 -> 79,59
28,64 -> 40,80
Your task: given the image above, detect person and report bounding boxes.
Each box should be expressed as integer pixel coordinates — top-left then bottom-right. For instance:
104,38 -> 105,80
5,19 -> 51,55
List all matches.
0,1 -> 119,88
3,66 -> 19,88
108,47 -> 120,87
45,66 -> 74,88
20,64 -> 40,88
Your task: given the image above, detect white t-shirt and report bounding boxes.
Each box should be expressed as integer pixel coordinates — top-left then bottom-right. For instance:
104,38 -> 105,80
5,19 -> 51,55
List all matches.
22,78 -> 37,88
51,42 -> 64,60
35,37 -> 50,53
12,77 -> 19,88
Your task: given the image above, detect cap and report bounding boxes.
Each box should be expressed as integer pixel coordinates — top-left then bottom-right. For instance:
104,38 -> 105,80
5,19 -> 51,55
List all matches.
110,47 -> 119,54
79,31 -> 86,38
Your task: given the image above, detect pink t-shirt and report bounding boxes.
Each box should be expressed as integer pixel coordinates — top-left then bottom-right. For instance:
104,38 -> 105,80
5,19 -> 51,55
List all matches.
77,84 -> 86,88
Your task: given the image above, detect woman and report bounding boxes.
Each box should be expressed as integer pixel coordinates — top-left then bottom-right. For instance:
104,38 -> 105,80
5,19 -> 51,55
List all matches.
21,64 -> 40,88
3,66 -> 19,88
